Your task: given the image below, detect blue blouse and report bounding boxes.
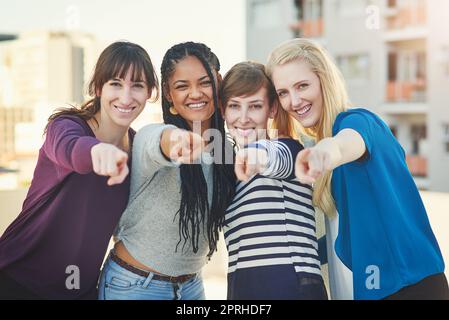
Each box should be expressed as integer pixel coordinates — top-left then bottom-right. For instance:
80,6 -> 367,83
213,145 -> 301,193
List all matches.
331,108 -> 445,299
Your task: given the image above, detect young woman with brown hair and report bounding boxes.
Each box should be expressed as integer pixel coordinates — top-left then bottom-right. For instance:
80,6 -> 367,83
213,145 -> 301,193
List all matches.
0,41 -> 159,299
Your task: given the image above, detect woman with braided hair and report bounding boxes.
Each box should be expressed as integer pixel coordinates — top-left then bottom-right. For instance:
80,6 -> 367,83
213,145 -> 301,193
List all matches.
98,42 -> 236,300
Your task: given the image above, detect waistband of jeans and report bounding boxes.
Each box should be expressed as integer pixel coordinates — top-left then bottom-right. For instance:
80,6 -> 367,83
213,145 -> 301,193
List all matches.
109,250 -> 197,284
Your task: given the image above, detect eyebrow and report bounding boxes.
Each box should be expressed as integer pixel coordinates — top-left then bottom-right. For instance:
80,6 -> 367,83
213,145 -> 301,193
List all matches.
276,80 -> 309,91
228,98 -> 264,104
173,75 -> 210,86
111,78 -> 145,83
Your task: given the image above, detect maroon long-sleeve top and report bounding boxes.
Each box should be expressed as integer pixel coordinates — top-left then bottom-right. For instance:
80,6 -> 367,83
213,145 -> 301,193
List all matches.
0,115 -> 133,299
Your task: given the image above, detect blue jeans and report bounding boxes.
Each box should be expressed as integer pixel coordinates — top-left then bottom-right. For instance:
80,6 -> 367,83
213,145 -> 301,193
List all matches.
98,254 -> 206,300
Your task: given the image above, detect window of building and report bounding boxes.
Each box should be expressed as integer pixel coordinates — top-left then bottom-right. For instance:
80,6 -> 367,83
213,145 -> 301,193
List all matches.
250,0 -> 283,29
443,124 -> 449,153
294,0 -> 323,20
388,52 -> 398,81
337,54 -> 370,81
410,124 -> 426,155
306,0 -> 322,20
387,0 -> 397,8
390,125 -> 398,138
336,0 -> 374,17
387,50 -> 427,102
292,0 -> 324,38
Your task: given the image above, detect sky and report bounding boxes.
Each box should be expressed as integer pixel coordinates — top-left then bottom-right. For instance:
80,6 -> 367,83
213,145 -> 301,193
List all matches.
0,0 -> 247,73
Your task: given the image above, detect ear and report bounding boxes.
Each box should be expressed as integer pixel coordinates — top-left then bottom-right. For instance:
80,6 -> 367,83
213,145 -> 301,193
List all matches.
163,83 -> 173,104
95,88 -> 101,97
216,72 -> 223,83
165,93 -> 173,104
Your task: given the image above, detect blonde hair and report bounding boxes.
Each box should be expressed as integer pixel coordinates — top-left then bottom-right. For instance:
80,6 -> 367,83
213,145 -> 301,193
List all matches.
270,103 -> 296,139
266,38 -> 351,217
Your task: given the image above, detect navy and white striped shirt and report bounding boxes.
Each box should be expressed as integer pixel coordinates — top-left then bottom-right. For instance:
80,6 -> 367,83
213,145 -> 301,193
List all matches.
224,139 -> 322,279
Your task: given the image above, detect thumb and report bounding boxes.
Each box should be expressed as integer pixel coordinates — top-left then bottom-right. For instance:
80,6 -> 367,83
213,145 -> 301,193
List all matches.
108,163 -> 129,186
115,149 -> 128,163
295,149 -> 314,184
297,148 -> 311,164
234,151 -> 249,181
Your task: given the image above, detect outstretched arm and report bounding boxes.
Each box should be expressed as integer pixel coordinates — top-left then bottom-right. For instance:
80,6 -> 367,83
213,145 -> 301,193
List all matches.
160,128 -> 205,164
295,129 -> 366,184
44,118 -> 129,185
234,139 -> 298,181
43,118 -> 100,174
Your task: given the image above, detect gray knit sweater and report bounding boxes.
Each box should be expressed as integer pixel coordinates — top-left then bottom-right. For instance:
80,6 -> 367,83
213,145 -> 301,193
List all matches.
115,123 -> 214,276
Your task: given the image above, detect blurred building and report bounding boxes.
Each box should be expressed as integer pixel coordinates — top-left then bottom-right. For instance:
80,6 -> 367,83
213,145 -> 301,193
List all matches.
0,31 -> 98,186
0,31 -> 164,187
246,0 -> 449,192
0,30 -> 97,109
0,107 -> 33,164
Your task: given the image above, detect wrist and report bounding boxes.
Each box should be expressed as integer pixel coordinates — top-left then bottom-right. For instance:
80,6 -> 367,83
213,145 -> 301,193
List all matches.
315,138 -> 342,170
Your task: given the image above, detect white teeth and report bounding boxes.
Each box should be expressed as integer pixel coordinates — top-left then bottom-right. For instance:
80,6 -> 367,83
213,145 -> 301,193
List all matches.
115,106 -> 133,113
296,104 -> 311,116
188,102 -> 207,109
236,128 -> 255,137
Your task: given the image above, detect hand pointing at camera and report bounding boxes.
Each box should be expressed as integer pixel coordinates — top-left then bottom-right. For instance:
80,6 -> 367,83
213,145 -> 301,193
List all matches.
161,128 -> 205,164
295,138 -> 342,185
234,148 -> 268,181
91,143 -> 129,186
295,131 -> 366,185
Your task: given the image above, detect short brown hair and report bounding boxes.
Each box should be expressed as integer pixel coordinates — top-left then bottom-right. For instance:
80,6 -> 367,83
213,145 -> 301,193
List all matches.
220,61 -> 277,111
220,61 -> 291,137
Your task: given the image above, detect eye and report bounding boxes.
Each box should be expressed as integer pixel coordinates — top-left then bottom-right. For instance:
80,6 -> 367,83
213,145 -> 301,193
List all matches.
277,91 -> 287,98
201,80 -> 212,87
227,103 -> 239,109
250,104 -> 263,109
298,83 -> 309,90
133,83 -> 145,89
175,85 -> 187,90
110,81 -> 121,87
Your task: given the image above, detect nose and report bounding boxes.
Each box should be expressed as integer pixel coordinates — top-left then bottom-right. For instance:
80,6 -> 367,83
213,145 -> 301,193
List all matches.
239,108 -> 250,123
290,90 -> 303,109
119,87 -> 133,106
189,85 -> 203,99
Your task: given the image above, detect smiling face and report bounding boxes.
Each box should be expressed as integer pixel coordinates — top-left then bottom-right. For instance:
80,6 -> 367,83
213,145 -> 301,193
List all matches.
224,87 -> 276,147
271,59 -> 323,129
99,68 -> 150,128
165,55 -> 215,132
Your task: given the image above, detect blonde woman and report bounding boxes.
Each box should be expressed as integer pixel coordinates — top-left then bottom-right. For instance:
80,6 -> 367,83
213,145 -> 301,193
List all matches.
266,38 -> 448,300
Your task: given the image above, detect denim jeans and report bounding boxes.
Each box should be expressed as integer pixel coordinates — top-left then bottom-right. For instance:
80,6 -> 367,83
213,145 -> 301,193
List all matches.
98,254 -> 206,300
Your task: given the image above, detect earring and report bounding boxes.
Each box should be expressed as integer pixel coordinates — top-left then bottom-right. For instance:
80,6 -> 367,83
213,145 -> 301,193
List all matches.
169,106 -> 178,115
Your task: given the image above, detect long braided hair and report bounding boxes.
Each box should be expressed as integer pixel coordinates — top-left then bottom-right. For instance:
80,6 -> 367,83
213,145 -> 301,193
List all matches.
160,42 -> 236,258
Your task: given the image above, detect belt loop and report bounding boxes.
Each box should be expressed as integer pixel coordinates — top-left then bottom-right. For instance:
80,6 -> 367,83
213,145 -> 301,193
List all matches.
142,272 -> 154,289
